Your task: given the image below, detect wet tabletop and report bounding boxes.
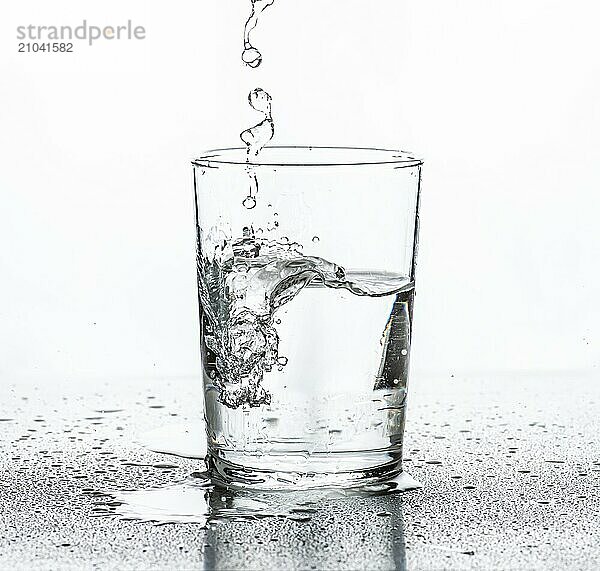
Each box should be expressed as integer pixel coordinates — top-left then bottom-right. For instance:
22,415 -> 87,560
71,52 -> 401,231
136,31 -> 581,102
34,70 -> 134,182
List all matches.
1,373 -> 599,570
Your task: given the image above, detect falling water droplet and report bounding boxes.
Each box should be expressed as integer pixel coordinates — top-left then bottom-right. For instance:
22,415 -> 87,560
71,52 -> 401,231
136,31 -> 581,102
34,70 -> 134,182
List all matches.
240,88 -> 274,157
243,196 -> 257,210
242,0 -> 276,68
240,89 -> 274,208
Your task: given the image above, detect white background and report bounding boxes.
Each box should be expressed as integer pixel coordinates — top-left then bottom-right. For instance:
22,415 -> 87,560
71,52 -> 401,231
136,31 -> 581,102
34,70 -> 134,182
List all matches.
1,0 -> 599,384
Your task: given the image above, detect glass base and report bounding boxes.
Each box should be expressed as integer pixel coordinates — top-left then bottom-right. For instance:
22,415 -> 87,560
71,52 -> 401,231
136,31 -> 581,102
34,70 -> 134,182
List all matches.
206,450 -> 405,491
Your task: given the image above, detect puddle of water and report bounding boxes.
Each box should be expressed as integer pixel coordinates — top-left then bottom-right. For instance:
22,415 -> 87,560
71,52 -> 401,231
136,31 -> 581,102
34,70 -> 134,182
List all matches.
358,471 -> 421,495
94,468 -> 421,525
137,422 -> 207,459
110,482 -> 212,525
104,420 -> 423,525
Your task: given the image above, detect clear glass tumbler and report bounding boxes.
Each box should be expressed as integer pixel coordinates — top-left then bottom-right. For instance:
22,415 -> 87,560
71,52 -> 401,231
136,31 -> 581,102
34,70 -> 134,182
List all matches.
192,146 -> 422,489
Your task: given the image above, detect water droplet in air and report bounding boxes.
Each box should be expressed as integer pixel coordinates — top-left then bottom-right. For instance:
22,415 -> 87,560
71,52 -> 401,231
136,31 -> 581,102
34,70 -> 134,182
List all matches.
242,47 -> 262,68
242,0 -> 276,68
243,196 -> 257,210
240,88 -> 274,158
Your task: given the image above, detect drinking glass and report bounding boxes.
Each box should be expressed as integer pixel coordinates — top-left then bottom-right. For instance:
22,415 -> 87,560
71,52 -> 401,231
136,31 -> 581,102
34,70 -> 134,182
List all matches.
192,146 -> 422,489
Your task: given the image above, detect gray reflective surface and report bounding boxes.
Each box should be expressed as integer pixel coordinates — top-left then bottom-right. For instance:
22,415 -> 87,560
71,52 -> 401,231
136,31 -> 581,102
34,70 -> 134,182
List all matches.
1,374 -> 599,570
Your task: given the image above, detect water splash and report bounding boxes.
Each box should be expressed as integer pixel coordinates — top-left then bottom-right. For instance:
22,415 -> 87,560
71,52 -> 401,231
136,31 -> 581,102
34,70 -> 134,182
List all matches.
197,227 -> 412,408
242,0 -> 276,68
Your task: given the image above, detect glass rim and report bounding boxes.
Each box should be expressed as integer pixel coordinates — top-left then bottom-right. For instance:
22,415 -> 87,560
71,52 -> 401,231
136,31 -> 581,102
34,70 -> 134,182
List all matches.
192,145 -> 423,168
